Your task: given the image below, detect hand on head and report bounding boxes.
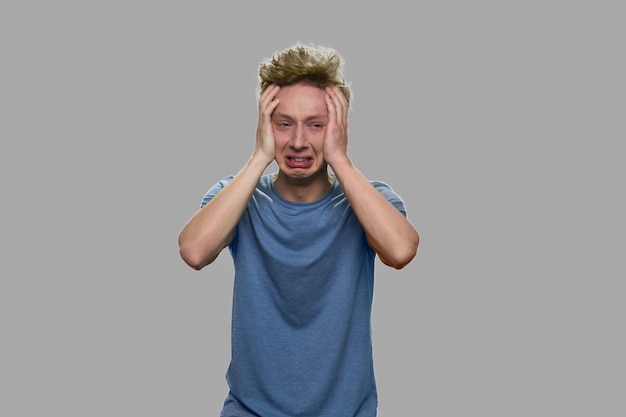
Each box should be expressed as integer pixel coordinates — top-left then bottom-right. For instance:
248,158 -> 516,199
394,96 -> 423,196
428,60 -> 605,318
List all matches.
323,85 -> 350,166
254,84 -> 280,166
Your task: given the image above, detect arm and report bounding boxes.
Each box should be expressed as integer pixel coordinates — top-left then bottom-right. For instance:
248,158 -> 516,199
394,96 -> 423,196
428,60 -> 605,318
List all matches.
323,86 -> 419,269
177,85 -> 281,270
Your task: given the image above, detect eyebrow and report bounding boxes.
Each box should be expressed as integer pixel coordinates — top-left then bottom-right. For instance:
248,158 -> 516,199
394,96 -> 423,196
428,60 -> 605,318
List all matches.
272,113 -> 328,122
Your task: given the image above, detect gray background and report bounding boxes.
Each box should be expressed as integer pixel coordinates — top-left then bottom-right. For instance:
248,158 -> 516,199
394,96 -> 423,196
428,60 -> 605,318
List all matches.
2,1 -> 624,416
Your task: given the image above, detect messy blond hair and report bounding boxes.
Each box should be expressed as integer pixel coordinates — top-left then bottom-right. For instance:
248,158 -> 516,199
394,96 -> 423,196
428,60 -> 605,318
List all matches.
257,43 -> 352,103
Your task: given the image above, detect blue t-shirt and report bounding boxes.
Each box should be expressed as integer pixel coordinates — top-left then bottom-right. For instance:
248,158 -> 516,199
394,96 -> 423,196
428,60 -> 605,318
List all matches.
201,174 -> 407,417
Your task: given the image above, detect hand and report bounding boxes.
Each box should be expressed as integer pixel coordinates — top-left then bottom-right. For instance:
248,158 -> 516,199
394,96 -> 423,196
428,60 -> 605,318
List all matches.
323,85 -> 350,166
254,84 -> 280,165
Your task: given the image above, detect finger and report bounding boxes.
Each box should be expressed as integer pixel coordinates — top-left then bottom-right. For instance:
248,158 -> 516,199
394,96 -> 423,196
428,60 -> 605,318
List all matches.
334,87 -> 349,125
260,83 -> 279,101
259,85 -> 280,110
258,85 -> 280,123
325,88 -> 337,125
326,86 -> 347,125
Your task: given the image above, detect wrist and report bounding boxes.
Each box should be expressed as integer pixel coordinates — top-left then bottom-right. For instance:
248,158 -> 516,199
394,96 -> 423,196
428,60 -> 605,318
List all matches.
326,153 -> 351,171
249,151 -> 274,170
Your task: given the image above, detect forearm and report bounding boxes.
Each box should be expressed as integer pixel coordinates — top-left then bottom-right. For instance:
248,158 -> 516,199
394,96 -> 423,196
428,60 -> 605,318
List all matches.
331,157 -> 419,269
178,154 -> 269,270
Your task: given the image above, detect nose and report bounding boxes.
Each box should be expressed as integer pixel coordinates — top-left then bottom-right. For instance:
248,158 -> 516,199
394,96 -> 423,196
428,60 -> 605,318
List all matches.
290,124 -> 308,149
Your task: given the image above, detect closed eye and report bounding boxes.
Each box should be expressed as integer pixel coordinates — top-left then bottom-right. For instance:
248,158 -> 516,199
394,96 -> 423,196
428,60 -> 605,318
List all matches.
274,121 -> 293,130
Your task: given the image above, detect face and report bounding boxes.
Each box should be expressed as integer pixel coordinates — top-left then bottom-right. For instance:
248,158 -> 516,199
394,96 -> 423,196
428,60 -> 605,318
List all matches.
271,83 -> 329,181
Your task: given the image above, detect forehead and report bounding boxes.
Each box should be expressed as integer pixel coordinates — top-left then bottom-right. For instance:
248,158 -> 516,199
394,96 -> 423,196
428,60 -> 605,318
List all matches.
275,83 -> 327,115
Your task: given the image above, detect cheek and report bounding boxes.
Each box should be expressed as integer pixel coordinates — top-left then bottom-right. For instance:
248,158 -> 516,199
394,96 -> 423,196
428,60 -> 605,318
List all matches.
310,132 -> 326,147
273,132 -> 289,148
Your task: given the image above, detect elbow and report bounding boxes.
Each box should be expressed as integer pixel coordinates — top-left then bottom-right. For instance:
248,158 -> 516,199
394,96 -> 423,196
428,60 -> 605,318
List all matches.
382,246 -> 418,270
179,242 -> 217,271
178,231 -> 230,271
379,232 -> 420,270
179,246 -> 206,270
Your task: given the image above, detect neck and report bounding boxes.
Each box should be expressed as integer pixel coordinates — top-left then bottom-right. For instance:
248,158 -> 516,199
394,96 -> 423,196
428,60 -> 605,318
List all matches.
273,170 -> 333,203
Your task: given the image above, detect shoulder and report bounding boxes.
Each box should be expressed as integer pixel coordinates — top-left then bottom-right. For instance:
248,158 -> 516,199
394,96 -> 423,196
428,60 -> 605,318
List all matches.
200,174 -> 274,208
369,180 -> 408,216
200,175 -> 234,208
369,179 -> 400,197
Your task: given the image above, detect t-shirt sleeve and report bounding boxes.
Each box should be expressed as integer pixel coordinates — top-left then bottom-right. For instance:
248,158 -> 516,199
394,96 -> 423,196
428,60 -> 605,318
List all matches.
371,180 -> 408,217
199,175 -> 235,209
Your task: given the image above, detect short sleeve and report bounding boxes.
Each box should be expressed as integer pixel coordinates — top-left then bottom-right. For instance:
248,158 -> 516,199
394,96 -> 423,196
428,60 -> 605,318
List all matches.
371,180 -> 408,217
200,175 -> 235,208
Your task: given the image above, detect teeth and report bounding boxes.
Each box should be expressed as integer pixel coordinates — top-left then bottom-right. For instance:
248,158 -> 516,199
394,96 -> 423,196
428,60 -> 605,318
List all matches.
292,158 -> 308,162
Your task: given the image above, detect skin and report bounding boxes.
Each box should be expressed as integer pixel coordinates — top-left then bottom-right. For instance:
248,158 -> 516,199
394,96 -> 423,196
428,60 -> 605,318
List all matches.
271,83 -> 333,201
178,82 -> 419,270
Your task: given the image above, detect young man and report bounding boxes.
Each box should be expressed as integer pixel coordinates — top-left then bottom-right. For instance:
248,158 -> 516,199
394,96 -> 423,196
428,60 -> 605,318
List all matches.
178,43 -> 419,417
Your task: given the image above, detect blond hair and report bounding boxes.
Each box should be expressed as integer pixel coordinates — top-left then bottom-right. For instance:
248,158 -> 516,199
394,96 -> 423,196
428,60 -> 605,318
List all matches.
257,43 -> 352,103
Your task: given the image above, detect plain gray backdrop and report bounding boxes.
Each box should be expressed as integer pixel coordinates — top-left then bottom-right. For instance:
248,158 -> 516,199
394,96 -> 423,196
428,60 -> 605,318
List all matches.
2,1 -> 624,416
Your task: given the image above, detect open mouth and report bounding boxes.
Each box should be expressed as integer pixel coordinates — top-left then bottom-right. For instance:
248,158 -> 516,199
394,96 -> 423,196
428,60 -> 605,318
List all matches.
285,157 -> 313,168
